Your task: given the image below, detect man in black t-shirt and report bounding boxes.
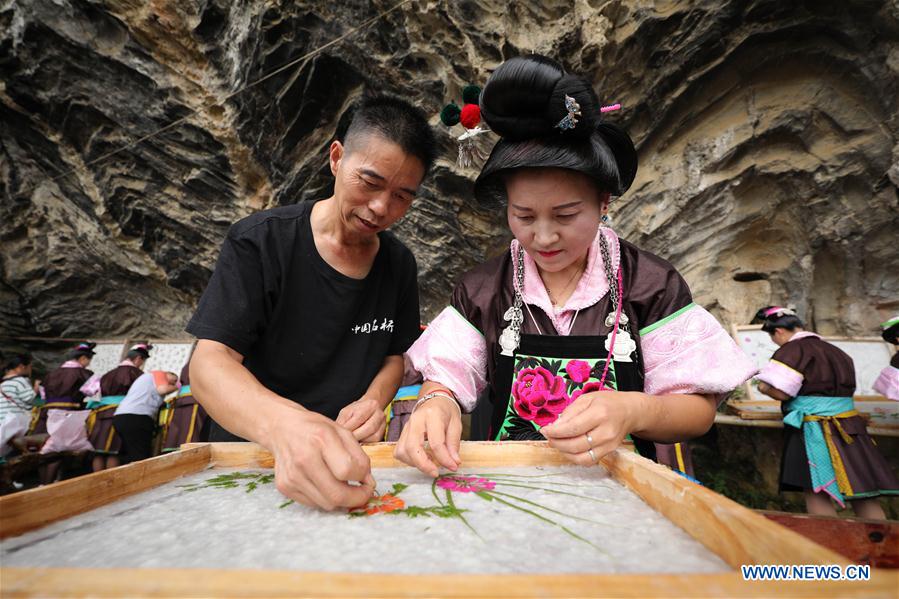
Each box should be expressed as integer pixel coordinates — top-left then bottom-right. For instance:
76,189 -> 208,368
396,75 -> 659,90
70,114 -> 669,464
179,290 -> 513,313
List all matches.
187,95 -> 435,511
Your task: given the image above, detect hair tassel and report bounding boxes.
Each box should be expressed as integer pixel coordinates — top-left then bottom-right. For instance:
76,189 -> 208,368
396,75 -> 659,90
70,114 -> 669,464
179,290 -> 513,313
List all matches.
457,126 -> 490,169
440,84 -> 492,169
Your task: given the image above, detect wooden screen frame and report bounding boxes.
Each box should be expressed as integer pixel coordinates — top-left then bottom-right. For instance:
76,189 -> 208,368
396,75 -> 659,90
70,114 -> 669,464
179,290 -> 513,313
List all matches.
2,442 -> 894,598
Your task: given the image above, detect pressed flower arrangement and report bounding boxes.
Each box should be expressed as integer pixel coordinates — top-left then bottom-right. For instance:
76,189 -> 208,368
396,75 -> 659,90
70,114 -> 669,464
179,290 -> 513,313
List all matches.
181,469 -> 619,551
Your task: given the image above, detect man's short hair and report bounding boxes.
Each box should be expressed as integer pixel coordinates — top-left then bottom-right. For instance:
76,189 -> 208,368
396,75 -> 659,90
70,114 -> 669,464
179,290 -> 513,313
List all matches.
342,94 -> 437,174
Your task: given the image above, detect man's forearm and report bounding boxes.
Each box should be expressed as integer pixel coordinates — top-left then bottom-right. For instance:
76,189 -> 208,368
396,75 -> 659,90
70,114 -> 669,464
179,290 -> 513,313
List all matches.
364,355 -> 405,409
190,340 -> 304,444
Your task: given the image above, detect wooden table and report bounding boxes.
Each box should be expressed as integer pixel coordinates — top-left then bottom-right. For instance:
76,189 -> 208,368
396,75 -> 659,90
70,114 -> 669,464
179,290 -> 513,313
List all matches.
760,511 -> 898,569
723,399 -> 899,438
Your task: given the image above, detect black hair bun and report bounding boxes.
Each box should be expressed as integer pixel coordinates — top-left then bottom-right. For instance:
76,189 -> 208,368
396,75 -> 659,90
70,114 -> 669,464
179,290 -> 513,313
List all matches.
474,53 -> 640,201
479,55 -> 600,141
596,122 -> 637,191
751,307 -> 774,324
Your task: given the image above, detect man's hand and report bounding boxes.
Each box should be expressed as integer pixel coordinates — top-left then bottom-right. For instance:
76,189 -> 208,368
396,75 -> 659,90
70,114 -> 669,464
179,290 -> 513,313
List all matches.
190,340 -> 376,511
336,396 -> 386,443
270,406 -> 376,511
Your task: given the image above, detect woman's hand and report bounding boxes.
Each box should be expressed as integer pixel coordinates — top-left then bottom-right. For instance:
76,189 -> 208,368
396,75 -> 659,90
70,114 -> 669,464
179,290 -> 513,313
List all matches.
394,395 -> 462,477
540,390 -> 641,466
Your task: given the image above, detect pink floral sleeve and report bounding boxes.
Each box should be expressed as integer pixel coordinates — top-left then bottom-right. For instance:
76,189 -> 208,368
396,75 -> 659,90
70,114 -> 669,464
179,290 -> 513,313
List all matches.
640,304 -> 758,397
873,366 -> 899,401
756,360 -> 804,397
406,307 -> 488,412
79,373 -> 101,398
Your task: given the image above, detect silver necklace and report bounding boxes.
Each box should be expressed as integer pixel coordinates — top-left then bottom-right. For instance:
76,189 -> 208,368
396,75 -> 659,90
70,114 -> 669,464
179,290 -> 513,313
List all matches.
545,263 -> 583,307
599,231 -> 636,362
499,248 -> 526,356
501,232 -> 636,362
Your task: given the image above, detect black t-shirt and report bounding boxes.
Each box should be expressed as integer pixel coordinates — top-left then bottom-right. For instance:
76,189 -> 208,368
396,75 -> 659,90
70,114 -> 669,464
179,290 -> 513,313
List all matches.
186,201 -> 420,435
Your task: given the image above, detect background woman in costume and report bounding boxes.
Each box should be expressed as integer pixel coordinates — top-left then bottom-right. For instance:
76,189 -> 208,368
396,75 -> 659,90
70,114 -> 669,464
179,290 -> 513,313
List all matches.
85,343 -> 152,472
160,361 -> 210,452
0,353 -> 44,457
33,342 -> 96,435
753,306 -> 898,518
873,316 -> 898,401
34,341 -> 96,483
395,54 -> 756,476
113,370 -> 179,465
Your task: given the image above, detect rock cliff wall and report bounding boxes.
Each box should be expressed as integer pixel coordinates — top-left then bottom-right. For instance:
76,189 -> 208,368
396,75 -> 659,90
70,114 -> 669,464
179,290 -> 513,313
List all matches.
2,0 -> 897,362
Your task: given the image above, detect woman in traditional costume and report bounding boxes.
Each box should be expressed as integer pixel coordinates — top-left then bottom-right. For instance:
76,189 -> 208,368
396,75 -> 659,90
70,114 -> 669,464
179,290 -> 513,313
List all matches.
33,342 -> 96,481
395,55 -> 756,475
873,316 -> 898,401
86,343 -> 152,471
754,306 -> 898,518
33,342 -> 96,435
161,362 -> 210,452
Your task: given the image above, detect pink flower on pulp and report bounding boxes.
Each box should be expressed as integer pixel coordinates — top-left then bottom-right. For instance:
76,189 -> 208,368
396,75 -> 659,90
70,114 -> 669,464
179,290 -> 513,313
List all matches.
565,360 -> 592,384
512,366 -> 570,427
436,475 -> 496,493
570,381 -> 606,403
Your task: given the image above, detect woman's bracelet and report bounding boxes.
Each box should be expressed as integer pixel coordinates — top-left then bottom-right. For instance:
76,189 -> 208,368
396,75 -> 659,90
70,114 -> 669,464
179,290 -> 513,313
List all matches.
411,390 -> 462,418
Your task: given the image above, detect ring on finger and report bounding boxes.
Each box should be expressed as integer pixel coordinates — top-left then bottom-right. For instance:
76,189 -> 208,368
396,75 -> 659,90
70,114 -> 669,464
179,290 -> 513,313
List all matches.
585,433 -> 594,450
588,447 -> 598,464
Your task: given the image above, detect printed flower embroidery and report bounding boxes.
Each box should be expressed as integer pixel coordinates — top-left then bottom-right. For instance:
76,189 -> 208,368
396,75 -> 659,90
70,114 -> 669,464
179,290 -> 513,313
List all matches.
512,366 -> 571,426
565,359 -> 592,383
435,475 -> 496,493
570,381 -> 605,403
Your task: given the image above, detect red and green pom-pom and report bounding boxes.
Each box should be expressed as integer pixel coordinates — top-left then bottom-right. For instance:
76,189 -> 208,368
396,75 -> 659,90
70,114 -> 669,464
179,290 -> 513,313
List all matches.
460,103 -> 481,129
440,102 -> 461,126
440,84 -> 481,128
462,84 -> 481,105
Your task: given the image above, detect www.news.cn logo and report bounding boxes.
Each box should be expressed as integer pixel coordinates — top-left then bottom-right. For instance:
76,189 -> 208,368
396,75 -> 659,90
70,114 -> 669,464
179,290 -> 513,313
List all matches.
741,564 -> 871,581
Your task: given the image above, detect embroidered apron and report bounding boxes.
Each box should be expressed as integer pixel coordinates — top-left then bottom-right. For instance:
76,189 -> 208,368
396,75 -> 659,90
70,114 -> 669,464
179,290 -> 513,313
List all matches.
31,396 -> 82,435
492,333 -> 641,440
486,233 -> 657,458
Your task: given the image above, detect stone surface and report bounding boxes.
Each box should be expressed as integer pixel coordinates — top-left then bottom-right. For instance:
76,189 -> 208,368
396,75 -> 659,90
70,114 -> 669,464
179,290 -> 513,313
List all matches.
2,0 -> 897,366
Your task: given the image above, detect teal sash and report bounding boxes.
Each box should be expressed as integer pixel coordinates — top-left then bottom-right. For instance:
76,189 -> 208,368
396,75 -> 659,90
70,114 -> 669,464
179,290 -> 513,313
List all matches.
783,395 -> 855,506
85,395 -> 126,410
